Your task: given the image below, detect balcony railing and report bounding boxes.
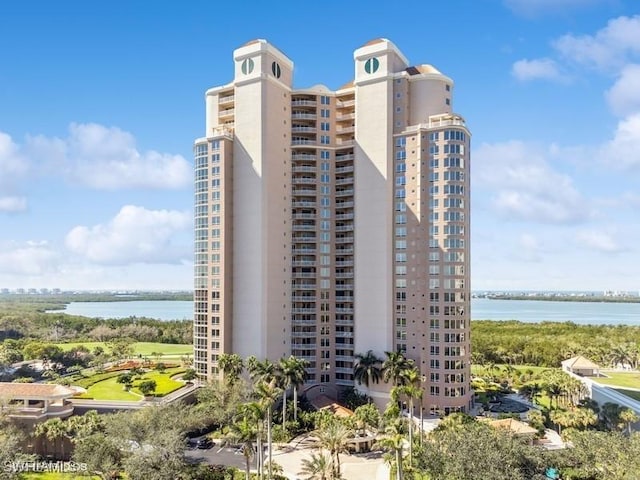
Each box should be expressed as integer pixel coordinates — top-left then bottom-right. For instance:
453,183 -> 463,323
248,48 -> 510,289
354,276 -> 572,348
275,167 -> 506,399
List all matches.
219,108 -> 235,117
336,154 -> 354,161
291,100 -> 317,107
218,95 -> 235,104
292,154 -> 317,161
292,113 -> 317,120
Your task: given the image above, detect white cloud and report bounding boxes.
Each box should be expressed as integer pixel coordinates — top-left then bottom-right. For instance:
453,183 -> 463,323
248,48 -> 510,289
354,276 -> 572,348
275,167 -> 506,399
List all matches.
65,205 -> 191,265
601,113 -> 640,170
0,196 -> 27,212
505,0 -> 606,16
606,64 -> 640,117
554,15 -> 640,70
512,58 -> 568,82
575,229 -> 622,252
0,241 -> 59,276
27,123 -> 191,190
474,141 -> 589,224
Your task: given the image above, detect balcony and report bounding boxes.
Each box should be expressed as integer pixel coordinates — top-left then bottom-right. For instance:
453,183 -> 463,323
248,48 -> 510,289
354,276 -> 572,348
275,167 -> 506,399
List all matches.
292,284 -> 317,290
292,260 -> 316,267
292,113 -> 317,120
218,95 -> 235,104
292,224 -> 315,231
292,236 -> 317,243
335,236 -> 354,244
292,177 -> 317,184
335,165 -> 354,174
335,295 -> 354,302
291,100 -> 317,107
336,247 -> 354,254
292,247 -> 316,254
292,308 -> 316,314
292,189 -> 317,196
336,307 -> 354,313
337,99 -> 355,108
336,154 -> 354,162
336,331 -> 354,338
292,126 -> 317,133
292,139 -> 315,146
292,318 -> 317,326
335,260 -> 353,267
335,213 -> 354,220
292,154 -> 317,161
292,343 -> 317,349
292,165 -> 317,173
292,296 -> 316,302
336,189 -> 354,197
219,108 -> 235,118
337,140 -> 354,148
292,272 -> 316,278
292,213 -> 316,220
292,331 -> 317,338
336,112 -> 355,121
335,272 -> 353,279
335,284 -> 354,290
335,177 -> 353,186
292,201 -> 316,208
335,201 -> 354,209
337,126 -> 355,134
335,224 -> 354,232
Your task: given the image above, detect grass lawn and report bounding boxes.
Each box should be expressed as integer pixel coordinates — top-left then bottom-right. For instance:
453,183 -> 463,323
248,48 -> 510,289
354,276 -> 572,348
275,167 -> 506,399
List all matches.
54,341 -> 192,357
592,371 -> 640,389
74,367 -> 186,400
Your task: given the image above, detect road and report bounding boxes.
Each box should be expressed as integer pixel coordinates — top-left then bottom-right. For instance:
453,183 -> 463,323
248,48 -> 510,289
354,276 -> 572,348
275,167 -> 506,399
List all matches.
185,441 -> 253,471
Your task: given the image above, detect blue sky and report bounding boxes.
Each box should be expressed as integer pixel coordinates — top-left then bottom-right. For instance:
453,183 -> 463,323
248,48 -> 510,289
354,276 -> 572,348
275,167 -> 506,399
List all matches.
1,0 -> 639,292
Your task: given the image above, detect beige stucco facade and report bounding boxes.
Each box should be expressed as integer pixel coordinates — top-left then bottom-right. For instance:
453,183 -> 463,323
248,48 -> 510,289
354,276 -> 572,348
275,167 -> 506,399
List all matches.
194,39 -> 471,414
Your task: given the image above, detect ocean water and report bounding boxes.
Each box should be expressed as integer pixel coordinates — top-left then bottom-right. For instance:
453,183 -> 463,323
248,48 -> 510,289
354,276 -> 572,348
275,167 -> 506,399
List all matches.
54,298 -> 640,326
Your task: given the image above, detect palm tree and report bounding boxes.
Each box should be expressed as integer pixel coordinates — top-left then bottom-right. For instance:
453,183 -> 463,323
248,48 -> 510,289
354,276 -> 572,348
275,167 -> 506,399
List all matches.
298,452 -> 332,480
248,357 -> 279,383
279,355 -> 308,424
619,408 -> 639,434
395,368 -> 422,466
35,417 -> 68,459
218,353 -> 244,385
225,415 -> 257,480
255,378 -> 281,480
240,401 -> 267,480
382,351 -> 414,387
316,417 -> 353,480
353,350 -> 382,388
376,420 -> 406,480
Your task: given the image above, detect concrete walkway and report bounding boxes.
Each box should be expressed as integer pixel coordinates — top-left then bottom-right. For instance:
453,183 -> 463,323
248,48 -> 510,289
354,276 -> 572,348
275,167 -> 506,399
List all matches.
271,443 -> 388,480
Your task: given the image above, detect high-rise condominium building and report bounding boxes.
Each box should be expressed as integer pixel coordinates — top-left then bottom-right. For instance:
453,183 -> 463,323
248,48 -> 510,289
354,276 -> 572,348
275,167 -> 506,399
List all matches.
194,39 -> 471,414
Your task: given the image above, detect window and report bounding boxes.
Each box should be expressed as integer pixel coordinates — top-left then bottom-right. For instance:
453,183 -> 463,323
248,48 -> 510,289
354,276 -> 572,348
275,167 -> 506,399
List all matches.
321,150 -> 330,160
321,122 -> 330,131
320,96 -> 330,105
321,109 -> 330,118
320,135 -> 330,145
395,137 -> 406,147
211,140 -> 220,150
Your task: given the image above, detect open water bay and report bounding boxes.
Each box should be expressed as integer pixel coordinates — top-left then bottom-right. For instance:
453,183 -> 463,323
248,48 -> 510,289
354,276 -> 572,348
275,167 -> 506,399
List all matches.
55,298 -> 640,326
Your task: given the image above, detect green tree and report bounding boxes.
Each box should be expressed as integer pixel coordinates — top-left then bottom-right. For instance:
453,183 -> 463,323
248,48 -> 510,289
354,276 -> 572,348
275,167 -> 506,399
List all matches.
619,408 -> 639,434
376,420 -> 406,480
218,353 -> 244,385
117,372 -> 134,391
35,417 -> 68,460
225,416 -> 257,480
72,433 -> 122,480
353,350 -> 382,388
382,351 -> 414,387
316,416 -> 353,480
279,355 -> 308,425
137,379 -> 157,397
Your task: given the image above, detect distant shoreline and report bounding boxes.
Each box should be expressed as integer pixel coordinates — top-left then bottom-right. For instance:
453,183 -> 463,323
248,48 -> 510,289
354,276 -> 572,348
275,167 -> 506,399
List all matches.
478,294 -> 640,304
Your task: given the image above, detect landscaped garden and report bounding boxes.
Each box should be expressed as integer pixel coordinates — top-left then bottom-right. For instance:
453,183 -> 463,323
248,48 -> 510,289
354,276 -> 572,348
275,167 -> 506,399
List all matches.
72,365 -> 188,400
